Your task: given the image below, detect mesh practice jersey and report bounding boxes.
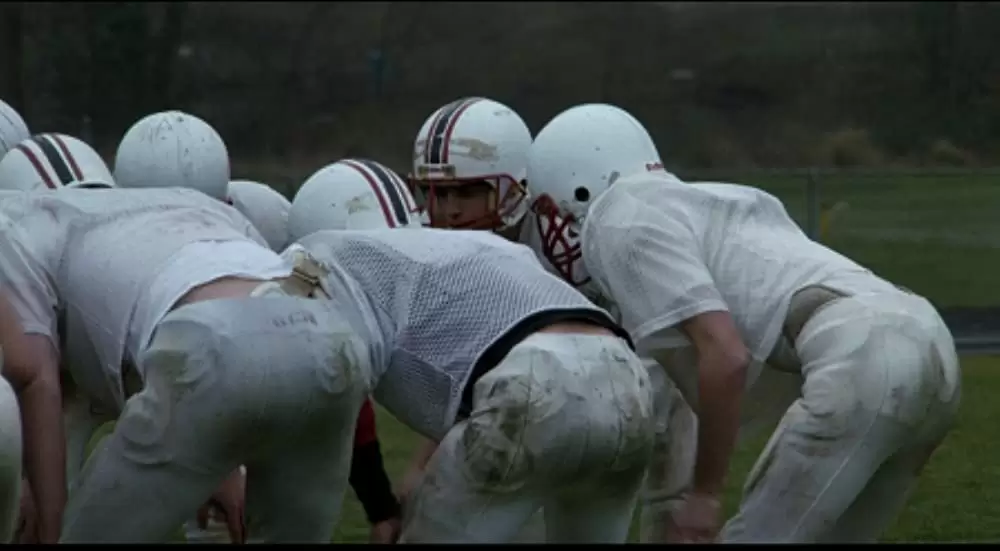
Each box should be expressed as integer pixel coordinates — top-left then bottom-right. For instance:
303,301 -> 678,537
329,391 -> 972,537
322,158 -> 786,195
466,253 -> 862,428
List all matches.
296,227 -> 621,440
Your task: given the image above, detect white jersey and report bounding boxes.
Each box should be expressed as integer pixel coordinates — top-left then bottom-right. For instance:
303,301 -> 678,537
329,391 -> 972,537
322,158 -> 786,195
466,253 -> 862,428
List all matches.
582,175 -> 901,390
0,188 -> 288,408
295,228 -> 623,440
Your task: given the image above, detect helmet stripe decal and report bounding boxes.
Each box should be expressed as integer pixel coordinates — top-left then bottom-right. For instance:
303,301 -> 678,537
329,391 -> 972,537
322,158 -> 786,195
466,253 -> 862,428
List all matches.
33,135 -> 74,185
421,106 -> 450,165
424,97 -> 479,165
340,159 -> 397,228
389,168 -> 418,212
440,98 -> 483,164
50,134 -> 84,181
358,159 -> 409,226
14,142 -> 56,189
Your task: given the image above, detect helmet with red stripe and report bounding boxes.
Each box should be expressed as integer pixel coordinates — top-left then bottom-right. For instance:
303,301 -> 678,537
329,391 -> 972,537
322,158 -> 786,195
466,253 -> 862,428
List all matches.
0,99 -> 30,160
408,97 -> 532,232
113,110 -> 230,201
288,158 -> 421,241
226,179 -> 292,252
0,133 -> 115,191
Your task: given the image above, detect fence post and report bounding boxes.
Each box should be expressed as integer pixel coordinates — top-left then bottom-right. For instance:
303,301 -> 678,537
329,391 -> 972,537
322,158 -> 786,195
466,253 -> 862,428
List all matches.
805,168 -> 820,241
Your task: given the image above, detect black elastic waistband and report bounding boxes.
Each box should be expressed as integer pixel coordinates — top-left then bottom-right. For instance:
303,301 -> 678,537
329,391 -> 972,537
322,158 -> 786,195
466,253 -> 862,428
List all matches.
456,308 -> 632,420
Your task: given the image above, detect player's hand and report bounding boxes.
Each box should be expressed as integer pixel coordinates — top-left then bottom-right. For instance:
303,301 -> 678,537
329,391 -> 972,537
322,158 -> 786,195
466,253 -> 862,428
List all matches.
665,491 -> 722,544
369,516 -> 402,544
197,467 -> 247,544
13,478 -> 37,543
395,466 -> 425,513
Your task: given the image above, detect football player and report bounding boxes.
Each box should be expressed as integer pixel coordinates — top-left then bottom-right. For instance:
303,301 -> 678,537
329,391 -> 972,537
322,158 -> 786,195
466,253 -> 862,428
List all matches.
522,102 -> 960,543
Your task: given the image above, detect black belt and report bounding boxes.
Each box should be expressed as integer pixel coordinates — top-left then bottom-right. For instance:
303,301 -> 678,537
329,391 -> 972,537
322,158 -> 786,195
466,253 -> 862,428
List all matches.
456,308 -> 631,420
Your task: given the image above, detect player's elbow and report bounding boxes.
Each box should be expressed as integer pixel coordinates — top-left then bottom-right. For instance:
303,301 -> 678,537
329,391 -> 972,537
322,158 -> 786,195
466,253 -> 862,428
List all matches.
705,344 -> 750,384
683,310 -> 750,383
4,336 -> 60,396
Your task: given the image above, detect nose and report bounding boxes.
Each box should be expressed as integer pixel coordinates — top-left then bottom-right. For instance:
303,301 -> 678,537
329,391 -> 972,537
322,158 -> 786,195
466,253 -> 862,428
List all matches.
437,194 -> 463,220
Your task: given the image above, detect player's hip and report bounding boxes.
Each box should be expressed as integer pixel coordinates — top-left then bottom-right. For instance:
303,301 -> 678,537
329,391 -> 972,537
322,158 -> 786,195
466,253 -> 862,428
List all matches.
143,296 -> 373,398
792,293 -> 959,427
464,332 -> 654,481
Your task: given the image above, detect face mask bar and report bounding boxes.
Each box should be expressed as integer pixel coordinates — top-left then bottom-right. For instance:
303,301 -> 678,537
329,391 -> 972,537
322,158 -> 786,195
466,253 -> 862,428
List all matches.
408,171 -> 526,231
531,193 -> 591,287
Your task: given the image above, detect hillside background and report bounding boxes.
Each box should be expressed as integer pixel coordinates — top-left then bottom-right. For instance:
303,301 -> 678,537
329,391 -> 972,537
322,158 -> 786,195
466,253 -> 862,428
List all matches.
2,1 -> 998,185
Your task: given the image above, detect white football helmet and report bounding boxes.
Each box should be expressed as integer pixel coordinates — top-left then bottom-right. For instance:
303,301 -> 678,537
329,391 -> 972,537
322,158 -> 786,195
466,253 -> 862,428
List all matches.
226,180 -> 292,252
114,110 -> 230,200
409,97 -> 531,231
289,158 -> 421,241
0,133 -> 115,191
0,99 -> 30,159
526,103 -> 670,290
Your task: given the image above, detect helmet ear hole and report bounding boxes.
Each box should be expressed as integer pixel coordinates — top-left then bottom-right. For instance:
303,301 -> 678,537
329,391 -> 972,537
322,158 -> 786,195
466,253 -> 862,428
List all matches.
574,186 -> 590,202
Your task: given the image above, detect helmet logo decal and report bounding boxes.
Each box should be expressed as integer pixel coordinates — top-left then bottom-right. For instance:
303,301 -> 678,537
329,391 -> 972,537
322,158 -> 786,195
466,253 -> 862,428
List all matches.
450,138 -> 499,162
346,193 -> 376,215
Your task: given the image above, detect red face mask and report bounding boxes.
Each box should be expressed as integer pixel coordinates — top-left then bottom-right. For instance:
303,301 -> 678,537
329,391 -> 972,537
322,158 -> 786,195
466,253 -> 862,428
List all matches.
408,174 -> 526,231
531,193 -> 591,288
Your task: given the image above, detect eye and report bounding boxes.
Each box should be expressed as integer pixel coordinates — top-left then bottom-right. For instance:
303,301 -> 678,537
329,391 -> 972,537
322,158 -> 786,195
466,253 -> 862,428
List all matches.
574,186 -> 590,202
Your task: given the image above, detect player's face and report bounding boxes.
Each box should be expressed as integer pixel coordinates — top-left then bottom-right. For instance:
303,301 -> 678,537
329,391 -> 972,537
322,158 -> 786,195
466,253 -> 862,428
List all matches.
421,180 -> 495,229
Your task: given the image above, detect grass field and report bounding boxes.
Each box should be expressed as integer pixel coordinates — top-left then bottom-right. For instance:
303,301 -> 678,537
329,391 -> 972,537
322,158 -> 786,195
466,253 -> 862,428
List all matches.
86,169 -> 1000,542
327,356 -> 1000,543
330,170 -> 1000,542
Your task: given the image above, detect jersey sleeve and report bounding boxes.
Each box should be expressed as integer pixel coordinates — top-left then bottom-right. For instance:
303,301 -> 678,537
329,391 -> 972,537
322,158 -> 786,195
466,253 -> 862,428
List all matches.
0,218 -> 59,340
353,397 -> 378,448
583,190 -> 728,353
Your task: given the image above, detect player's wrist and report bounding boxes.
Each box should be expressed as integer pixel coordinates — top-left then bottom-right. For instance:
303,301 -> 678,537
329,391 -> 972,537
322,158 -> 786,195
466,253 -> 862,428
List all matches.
687,487 -> 723,506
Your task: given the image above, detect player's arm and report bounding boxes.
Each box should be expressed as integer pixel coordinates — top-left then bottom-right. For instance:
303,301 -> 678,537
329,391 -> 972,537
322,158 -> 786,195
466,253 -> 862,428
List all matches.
583,201 -> 748,500
678,311 -> 750,497
0,292 -> 65,543
349,398 -> 401,527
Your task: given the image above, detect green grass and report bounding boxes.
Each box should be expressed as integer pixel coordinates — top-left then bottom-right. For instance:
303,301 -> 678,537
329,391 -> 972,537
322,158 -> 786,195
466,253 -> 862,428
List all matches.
322,356 -> 999,543
83,355 -> 996,543
86,171 -> 1000,541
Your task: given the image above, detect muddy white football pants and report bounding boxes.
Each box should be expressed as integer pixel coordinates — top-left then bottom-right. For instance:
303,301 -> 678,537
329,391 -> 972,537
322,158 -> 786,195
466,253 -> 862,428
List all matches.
0,375 -> 21,543
637,360 -> 698,543
399,332 -> 654,543
60,296 -> 370,543
721,291 -> 961,543
62,389 -> 114,487
63,369 -> 237,544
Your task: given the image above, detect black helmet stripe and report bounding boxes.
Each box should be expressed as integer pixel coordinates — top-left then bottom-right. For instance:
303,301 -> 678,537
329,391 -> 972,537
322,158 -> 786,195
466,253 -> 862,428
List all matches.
32,134 -> 74,185
358,159 -> 408,226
